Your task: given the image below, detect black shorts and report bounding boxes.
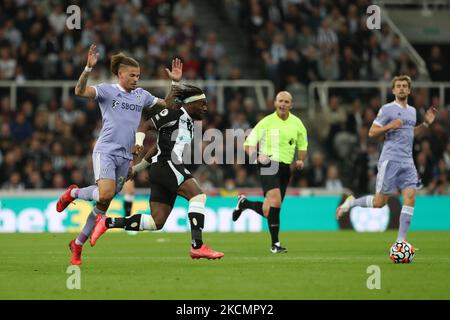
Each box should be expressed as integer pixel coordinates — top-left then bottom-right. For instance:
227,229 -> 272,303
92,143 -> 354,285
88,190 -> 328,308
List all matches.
148,160 -> 193,206
258,161 -> 291,200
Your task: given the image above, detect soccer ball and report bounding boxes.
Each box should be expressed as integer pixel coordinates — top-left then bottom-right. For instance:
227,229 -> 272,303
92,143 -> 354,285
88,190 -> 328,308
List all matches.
389,241 -> 415,264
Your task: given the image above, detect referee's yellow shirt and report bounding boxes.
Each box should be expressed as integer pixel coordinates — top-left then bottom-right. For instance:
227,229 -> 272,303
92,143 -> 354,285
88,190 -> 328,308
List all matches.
244,111 -> 308,164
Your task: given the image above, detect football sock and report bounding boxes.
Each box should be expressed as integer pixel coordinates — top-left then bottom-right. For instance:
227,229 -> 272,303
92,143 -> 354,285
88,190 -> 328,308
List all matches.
188,212 -> 204,249
106,217 -> 125,229
396,206 -> 414,242
75,206 -> 104,245
241,199 -> 264,217
268,207 -> 280,245
123,200 -> 132,217
73,185 -> 99,201
350,195 -> 373,208
123,194 -> 134,217
105,214 -> 157,231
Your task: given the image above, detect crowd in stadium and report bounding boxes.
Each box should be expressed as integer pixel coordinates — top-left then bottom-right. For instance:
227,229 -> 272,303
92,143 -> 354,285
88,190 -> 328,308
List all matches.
0,0 -> 449,195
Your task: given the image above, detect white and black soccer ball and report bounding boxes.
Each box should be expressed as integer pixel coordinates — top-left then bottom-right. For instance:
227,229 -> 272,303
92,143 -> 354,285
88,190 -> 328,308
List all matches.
389,241 -> 415,264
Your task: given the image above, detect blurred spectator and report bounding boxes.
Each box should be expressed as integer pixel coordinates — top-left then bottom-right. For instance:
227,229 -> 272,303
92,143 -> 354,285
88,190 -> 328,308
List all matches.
234,165 -> 258,188
201,32 -> 225,62
9,111 -> 32,142
2,172 -> 25,191
325,165 -> 344,192
317,19 -> 338,55
59,97 -> 82,125
305,152 -> 327,187
52,173 -> 66,189
416,151 -> 434,186
0,47 -> 16,80
173,0 -> 196,25
48,5 -> 67,35
318,52 -> 339,81
427,45 -> 448,81
322,95 -> 346,157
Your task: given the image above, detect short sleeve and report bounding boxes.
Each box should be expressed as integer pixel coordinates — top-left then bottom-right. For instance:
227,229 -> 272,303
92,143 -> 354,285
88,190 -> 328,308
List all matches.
373,106 -> 390,127
150,108 -> 182,130
297,120 -> 308,151
244,118 -> 266,147
93,83 -> 108,102
142,89 -> 158,108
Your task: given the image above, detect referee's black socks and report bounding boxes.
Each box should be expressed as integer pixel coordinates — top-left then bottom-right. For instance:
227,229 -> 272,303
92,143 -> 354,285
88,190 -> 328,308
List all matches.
188,212 -> 204,249
268,207 -> 280,245
241,199 -> 264,216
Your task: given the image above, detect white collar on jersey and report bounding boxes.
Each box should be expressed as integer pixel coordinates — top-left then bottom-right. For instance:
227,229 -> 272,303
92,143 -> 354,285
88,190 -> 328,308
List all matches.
180,107 -> 192,120
393,101 -> 410,109
115,83 -> 130,93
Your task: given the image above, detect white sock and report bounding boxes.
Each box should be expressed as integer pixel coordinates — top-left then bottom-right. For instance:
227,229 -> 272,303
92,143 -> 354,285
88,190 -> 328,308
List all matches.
140,214 -> 157,231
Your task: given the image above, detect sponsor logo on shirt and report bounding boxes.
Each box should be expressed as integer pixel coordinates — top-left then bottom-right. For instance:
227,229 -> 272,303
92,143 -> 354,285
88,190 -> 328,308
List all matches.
112,100 -> 120,109
120,102 -> 143,112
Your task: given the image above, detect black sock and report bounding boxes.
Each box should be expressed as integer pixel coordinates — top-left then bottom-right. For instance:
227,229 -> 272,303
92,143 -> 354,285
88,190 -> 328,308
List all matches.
105,214 -> 141,231
268,207 -> 280,245
124,200 -> 133,217
105,217 -> 124,229
241,199 -> 264,217
188,212 -> 204,249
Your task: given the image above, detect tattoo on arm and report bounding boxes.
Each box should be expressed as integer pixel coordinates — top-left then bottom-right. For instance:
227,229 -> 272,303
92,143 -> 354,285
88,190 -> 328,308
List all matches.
76,71 -> 89,94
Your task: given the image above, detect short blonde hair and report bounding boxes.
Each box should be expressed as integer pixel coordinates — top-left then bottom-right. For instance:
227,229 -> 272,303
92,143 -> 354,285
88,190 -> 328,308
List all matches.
392,75 -> 412,89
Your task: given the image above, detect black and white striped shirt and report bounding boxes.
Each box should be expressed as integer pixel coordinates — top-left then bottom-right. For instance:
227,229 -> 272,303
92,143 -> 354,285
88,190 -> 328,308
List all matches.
149,107 -> 194,164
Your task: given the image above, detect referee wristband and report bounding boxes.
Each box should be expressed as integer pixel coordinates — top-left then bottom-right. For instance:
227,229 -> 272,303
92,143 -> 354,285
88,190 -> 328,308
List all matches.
84,66 -> 93,73
132,159 -> 150,174
171,80 -> 180,86
423,122 -> 429,128
135,132 -> 146,147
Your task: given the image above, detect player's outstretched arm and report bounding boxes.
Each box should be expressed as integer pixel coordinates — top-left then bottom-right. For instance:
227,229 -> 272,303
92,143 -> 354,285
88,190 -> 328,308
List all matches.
154,58 -> 183,109
74,44 -> 98,98
133,116 -> 156,157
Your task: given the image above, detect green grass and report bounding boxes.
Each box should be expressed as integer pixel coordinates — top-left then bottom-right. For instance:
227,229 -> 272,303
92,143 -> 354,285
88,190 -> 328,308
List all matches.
1,231 -> 449,300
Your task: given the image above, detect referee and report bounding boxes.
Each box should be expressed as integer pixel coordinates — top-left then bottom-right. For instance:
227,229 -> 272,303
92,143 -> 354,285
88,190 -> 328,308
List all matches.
232,91 -> 308,253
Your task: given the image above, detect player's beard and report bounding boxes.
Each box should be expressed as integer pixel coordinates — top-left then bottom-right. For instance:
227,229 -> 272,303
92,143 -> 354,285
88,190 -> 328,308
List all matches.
397,93 -> 407,101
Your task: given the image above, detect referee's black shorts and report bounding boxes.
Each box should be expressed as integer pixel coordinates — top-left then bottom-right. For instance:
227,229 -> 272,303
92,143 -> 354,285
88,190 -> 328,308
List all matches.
148,160 -> 193,207
258,161 -> 291,200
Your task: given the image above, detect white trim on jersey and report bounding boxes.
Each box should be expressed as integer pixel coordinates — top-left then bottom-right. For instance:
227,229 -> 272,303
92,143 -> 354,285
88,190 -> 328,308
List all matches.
373,120 -> 383,127
152,134 -> 161,163
156,119 -> 178,130
171,125 -> 184,164
376,160 -> 389,193
148,97 -> 158,108
115,83 -> 127,93
93,152 -> 101,181
93,85 -> 99,100
167,160 -> 185,186
150,118 -> 157,129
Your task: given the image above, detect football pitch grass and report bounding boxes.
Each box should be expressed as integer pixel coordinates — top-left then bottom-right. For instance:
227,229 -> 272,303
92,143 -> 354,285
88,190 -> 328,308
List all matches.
1,231 -> 449,300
